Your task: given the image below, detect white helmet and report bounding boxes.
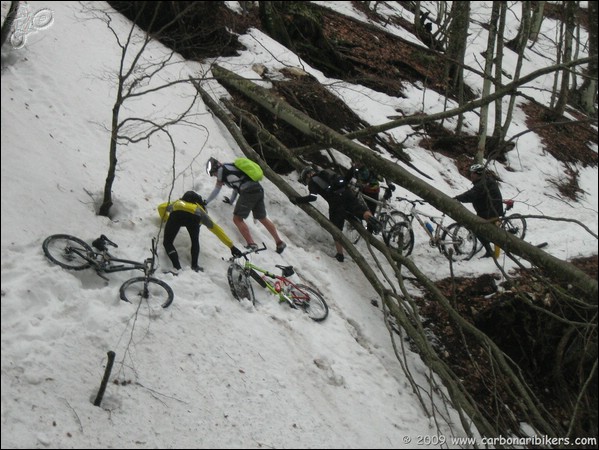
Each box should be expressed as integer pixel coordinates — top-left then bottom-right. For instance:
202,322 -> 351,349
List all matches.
469,163 -> 485,174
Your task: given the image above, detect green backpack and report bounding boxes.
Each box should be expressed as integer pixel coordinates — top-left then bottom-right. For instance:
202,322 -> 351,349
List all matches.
234,157 -> 264,182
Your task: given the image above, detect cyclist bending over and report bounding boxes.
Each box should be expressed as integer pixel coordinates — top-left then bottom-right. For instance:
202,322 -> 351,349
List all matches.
158,191 -> 242,272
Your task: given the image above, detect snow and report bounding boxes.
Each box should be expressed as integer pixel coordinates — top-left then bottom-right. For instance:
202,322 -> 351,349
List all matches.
1,1 -> 596,449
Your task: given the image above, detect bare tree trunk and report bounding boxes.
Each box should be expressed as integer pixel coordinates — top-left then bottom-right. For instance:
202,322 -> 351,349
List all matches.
498,2 -> 532,142
95,2 -> 205,217
529,0 -> 546,46
506,1 -> 531,51
553,1 -> 576,117
211,64 -> 598,302
476,1 -> 500,162
491,2 -> 507,142
443,2 -> 470,133
443,2 -> 470,100
574,1 -> 598,115
0,1 -> 19,49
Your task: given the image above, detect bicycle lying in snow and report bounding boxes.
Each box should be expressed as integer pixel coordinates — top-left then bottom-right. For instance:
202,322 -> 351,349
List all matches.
42,234 -> 174,308
226,244 -> 329,322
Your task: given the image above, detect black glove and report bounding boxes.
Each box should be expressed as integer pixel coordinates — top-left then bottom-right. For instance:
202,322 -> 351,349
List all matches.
223,197 -> 232,204
231,246 -> 243,258
367,216 -> 382,234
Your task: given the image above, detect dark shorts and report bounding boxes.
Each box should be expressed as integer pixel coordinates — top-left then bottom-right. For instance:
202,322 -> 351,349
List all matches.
329,190 -> 368,230
233,186 -> 266,220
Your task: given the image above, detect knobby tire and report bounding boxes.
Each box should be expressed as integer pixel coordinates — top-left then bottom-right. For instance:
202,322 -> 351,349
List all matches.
119,277 -> 174,309
227,263 -> 256,305
288,284 -> 329,322
42,234 -> 93,270
501,214 -> 527,240
441,223 -> 478,261
384,212 -> 414,255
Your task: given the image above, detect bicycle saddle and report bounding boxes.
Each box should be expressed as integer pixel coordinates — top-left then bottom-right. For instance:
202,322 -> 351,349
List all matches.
92,234 -> 118,251
276,265 -> 294,277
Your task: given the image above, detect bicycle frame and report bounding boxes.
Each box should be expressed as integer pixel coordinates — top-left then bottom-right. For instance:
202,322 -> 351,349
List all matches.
243,261 -> 304,306
226,244 -> 328,320
391,197 -> 477,260
69,236 -> 155,281
234,244 -> 302,306
401,199 -> 451,245
352,184 -> 394,216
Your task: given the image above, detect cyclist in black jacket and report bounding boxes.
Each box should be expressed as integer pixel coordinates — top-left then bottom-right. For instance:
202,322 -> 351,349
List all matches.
454,164 -> 504,258
292,166 -> 381,262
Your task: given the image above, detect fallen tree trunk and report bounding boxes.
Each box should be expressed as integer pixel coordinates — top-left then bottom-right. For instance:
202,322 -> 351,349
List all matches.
191,76 -> 565,441
210,63 -> 597,304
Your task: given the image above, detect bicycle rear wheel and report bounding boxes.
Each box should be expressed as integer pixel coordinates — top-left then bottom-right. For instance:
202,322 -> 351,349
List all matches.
501,214 -> 526,240
384,212 -> 414,255
42,234 -> 93,270
288,284 -> 329,322
227,263 -> 256,305
119,277 -> 174,308
440,223 -> 477,261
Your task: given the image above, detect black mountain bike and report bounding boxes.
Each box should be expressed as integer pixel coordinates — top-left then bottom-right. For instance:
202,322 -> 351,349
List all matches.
42,234 -> 174,308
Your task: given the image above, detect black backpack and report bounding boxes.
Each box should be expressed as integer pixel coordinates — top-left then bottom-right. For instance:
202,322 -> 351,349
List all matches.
313,169 -> 347,195
182,191 -> 207,208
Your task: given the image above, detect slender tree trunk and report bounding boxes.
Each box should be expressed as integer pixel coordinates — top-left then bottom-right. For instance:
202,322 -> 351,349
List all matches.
476,1 -> 500,162
0,1 -> 19,48
553,1 -> 576,117
529,0 -> 546,46
574,1 -> 598,115
506,1 -> 531,51
498,2 -> 532,141
491,1 -> 507,143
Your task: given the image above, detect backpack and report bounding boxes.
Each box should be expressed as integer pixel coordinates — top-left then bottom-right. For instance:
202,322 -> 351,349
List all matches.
233,157 -> 263,182
181,191 -> 207,208
314,169 -> 347,195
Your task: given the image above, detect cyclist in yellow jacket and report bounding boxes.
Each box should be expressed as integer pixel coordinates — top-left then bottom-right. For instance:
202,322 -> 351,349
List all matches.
158,191 -> 242,272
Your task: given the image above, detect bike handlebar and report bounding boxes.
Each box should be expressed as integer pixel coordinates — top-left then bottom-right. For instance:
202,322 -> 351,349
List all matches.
236,242 -> 268,260
396,196 -> 426,206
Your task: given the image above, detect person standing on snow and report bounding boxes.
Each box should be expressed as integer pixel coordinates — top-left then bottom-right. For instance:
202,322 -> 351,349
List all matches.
454,163 -> 504,258
291,166 -> 381,262
204,157 -> 287,254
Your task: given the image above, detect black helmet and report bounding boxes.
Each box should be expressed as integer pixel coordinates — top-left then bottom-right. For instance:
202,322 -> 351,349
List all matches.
469,163 -> 485,174
206,157 -> 221,176
299,166 -> 315,185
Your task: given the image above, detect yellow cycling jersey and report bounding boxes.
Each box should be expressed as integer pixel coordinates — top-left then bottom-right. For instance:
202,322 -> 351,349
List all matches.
157,200 -> 233,249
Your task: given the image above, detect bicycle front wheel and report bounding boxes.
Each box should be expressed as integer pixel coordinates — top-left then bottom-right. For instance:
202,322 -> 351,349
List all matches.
384,212 -> 414,255
501,214 -> 527,240
42,234 -> 93,270
440,223 -> 478,261
119,277 -> 174,308
227,263 -> 256,305
288,284 -> 329,322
